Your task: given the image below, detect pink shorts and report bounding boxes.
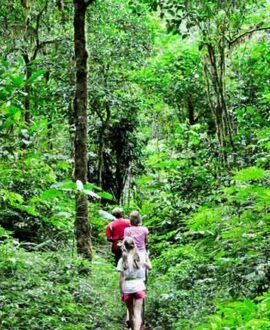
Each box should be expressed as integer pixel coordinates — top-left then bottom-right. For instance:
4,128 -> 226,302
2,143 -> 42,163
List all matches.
122,291 -> 146,302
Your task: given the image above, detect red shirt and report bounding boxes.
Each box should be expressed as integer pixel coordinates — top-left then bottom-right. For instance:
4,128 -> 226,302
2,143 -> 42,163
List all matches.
105,218 -> 130,251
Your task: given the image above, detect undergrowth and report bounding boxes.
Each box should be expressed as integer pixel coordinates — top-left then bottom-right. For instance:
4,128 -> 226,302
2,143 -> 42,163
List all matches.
0,239 -> 123,330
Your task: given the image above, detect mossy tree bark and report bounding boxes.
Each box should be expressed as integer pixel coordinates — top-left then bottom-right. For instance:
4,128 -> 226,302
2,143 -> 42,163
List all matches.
73,0 -> 94,259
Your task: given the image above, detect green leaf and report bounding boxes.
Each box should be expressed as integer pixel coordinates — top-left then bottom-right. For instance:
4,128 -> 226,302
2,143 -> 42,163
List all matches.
52,181 -> 77,190
26,69 -> 46,84
0,189 -> 24,204
234,167 -> 266,181
14,204 -> 38,216
83,189 -> 101,199
9,75 -> 24,88
84,183 -> 102,191
40,189 -> 62,200
97,191 -> 113,200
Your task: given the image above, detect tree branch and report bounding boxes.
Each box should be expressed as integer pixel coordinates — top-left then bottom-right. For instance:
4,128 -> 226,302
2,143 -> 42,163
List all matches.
32,0 -> 49,60
38,38 -> 68,49
229,26 -> 270,47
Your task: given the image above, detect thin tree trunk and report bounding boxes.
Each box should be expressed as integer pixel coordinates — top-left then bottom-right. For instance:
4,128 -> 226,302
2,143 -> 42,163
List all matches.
73,0 -> 93,259
186,98 -> 195,125
96,103 -> 111,187
47,114 -> 53,150
45,71 -> 53,150
95,64 -> 111,187
22,2 -> 48,127
23,54 -> 32,125
96,123 -> 105,187
205,43 -> 235,162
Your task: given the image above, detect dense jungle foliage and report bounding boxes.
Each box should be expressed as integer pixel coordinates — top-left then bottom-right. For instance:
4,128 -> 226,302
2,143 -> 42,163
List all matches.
0,0 -> 269,329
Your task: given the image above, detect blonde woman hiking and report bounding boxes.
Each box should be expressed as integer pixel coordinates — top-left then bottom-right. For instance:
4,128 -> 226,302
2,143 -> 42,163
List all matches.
124,211 -> 152,275
124,210 -> 149,253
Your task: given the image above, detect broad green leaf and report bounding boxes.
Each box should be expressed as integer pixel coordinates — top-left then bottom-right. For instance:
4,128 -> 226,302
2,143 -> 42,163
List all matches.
83,189 -> 101,199
26,69 -> 46,84
40,189 -> 62,200
14,204 -> 38,216
234,167 -> 266,181
84,183 -> 102,191
97,191 -> 113,200
52,181 -> 77,190
9,74 -> 24,88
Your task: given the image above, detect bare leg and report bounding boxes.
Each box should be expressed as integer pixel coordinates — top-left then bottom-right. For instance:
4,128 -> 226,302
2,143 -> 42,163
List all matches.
133,298 -> 143,330
126,299 -> 134,329
126,308 -> 131,328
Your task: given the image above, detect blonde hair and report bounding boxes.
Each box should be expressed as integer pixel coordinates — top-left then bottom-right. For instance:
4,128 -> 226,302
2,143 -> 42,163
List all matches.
129,210 -> 141,226
122,237 -> 140,270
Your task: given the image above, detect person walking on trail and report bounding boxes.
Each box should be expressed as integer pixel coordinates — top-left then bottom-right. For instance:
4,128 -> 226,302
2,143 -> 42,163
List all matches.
124,211 -> 150,264
124,210 -> 152,328
117,237 -> 151,330
105,208 -> 130,266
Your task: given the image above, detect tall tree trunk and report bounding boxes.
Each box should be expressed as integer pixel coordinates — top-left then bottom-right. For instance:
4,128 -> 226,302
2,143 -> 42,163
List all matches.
73,0 -> 93,259
23,54 -> 32,125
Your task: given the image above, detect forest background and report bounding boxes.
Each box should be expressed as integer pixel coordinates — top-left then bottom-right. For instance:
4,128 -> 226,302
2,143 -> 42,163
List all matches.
0,0 -> 269,329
